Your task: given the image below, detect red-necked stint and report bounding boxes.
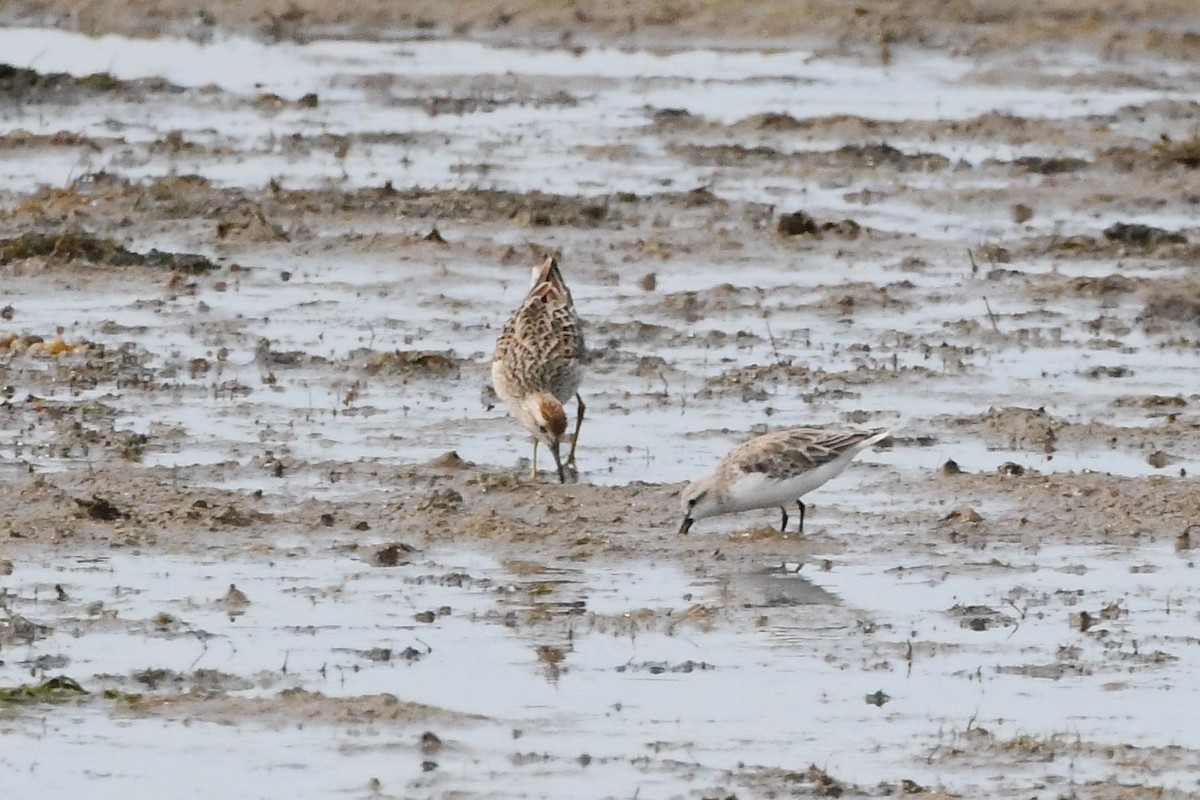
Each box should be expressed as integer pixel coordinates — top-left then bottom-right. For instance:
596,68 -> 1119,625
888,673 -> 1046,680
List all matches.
679,427 -> 891,533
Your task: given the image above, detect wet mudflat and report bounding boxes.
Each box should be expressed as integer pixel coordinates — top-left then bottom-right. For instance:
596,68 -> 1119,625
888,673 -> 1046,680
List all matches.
2,14 -> 1200,799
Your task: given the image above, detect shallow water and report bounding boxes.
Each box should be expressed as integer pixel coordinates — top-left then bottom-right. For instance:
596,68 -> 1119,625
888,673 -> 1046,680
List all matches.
1,28 -> 1195,202
5,534 -> 1200,797
4,237 -> 1195,487
3,22 -> 1200,799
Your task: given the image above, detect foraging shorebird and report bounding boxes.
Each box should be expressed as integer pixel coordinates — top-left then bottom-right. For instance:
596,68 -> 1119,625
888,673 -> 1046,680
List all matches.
492,254 -> 586,482
679,427 -> 890,534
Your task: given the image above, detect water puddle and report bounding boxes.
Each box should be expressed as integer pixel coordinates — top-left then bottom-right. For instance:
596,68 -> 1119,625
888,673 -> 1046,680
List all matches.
4,534 -> 1199,796
0,27 -> 1193,201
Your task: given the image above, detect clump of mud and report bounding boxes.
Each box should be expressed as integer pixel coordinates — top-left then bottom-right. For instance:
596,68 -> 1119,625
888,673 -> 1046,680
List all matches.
1142,280 -> 1200,327
362,349 -> 466,379
778,210 -> 863,239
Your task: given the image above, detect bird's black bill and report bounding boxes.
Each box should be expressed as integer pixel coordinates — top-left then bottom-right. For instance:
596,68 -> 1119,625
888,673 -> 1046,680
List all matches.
679,516 -> 694,535
550,442 -> 566,484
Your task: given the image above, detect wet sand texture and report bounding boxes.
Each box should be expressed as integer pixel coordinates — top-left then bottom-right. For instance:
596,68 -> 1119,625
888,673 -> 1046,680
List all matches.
2,7 -> 1200,798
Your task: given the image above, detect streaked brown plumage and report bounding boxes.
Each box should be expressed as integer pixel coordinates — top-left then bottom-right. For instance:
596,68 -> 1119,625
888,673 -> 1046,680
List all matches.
492,254 -> 586,482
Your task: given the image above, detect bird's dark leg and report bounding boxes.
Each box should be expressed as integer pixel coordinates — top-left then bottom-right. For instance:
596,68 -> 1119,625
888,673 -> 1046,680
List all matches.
566,393 -> 585,469
551,443 -> 566,484
779,506 -> 788,532
797,500 -> 806,534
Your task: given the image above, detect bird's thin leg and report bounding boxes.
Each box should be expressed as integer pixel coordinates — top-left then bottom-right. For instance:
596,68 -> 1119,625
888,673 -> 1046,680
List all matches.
566,393 -> 586,469
797,500 -> 806,534
531,438 -> 539,480
779,506 -> 788,533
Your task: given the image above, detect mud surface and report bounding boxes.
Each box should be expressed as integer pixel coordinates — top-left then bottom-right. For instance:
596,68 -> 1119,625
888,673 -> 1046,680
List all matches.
2,12 -> 1200,800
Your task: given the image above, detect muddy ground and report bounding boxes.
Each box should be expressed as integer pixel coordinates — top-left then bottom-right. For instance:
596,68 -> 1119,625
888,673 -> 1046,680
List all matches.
2,6 -> 1200,799
6,0 -> 1200,56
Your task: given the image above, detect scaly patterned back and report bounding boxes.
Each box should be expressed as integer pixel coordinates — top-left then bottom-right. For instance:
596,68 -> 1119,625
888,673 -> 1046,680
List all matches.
735,427 -> 887,478
494,256 -> 586,403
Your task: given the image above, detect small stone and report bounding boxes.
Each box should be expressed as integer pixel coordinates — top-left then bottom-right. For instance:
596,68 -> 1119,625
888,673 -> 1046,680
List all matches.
777,210 -> 818,236
222,583 -> 250,607
372,542 -> 416,567
428,450 -> 466,469
1177,527 -> 1194,552
1147,450 -> 1174,469
420,731 -> 442,755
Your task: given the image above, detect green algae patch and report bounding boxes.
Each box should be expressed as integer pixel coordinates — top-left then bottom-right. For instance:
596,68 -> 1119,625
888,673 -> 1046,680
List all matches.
103,689 -> 146,703
0,676 -> 88,703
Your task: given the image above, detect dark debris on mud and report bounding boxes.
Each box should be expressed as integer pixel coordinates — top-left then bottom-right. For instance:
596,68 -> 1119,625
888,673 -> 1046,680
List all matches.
0,64 -> 181,102
669,141 -> 951,172
8,175 -> 631,232
0,230 -> 219,273
778,210 -> 864,239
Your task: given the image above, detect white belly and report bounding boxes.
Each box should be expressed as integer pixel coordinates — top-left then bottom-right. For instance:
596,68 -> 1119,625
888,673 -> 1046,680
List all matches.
726,456 -> 859,513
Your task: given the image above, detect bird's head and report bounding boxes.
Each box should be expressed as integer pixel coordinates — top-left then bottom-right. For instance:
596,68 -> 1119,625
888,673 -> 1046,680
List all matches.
524,392 -> 568,482
678,475 -> 720,534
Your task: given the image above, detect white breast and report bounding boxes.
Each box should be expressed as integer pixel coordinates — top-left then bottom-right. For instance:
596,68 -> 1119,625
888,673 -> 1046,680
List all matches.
725,454 -> 863,513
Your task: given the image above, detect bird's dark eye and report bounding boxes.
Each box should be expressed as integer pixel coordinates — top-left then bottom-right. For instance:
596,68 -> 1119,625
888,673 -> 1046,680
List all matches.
687,497 -> 698,508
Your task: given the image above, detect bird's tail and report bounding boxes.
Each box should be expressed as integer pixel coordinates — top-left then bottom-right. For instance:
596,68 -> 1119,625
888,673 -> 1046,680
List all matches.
531,254 -> 573,301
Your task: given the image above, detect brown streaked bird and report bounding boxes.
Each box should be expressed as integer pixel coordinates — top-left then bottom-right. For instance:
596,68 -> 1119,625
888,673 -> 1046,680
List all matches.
679,427 -> 891,534
492,254 -> 586,482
